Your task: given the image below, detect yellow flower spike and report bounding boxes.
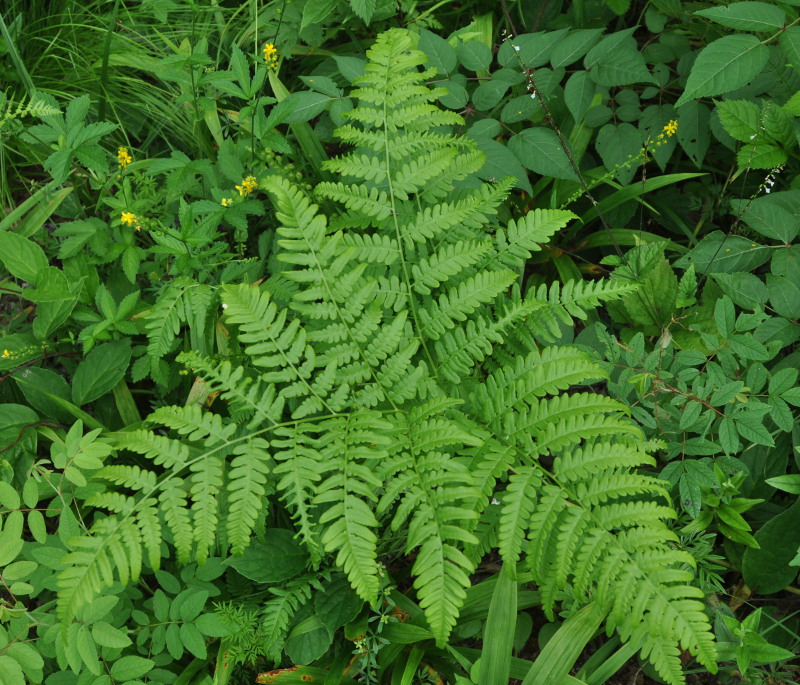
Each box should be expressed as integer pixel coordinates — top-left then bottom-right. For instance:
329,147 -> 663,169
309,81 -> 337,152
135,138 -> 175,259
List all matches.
221,197 -> 233,207
236,176 -> 258,196
117,146 -> 132,169
121,211 -> 136,225
663,120 -> 678,136
263,43 -> 278,63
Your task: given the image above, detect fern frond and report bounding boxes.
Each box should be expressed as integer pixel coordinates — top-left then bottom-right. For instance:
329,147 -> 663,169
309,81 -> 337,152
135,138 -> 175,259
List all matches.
227,438 -> 272,555
419,270 -> 517,340
189,454 -> 224,564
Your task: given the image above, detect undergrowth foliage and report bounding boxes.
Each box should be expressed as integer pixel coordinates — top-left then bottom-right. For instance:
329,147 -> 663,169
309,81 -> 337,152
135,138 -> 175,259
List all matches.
57,29 -> 716,683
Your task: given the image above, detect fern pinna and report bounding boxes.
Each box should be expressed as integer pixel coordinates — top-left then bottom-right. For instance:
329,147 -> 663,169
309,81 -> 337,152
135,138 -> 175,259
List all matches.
58,29 -> 716,683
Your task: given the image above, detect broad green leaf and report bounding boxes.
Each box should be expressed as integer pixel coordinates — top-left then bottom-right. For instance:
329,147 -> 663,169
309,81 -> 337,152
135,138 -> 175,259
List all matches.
472,138 -> 532,193
549,29 -> 603,68
472,78 -> 512,110
765,475 -> 800,494
71,341 -> 132,405
14,367 -> 74,423
767,274 -> 800,318
109,655 -> 154,680
498,29 -> 569,68
695,2 -> 786,32
674,232 -> 770,274
588,48 -> 655,87
742,201 -> 800,243
595,122 -> 642,185
458,40 -> 492,72
742,498 -> 800,593
315,575 -> 364,632
284,616 -> 333,665
92,621 -> 132,649
714,297 -> 735,338
779,26 -> 800,71
283,91 -> 333,123
676,100 -> 711,167
564,71 -> 600,123
0,231 -> 48,283
508,128 -> 578,181
676,35 -> 769,107
419,29 -> 456,75
350,0 -> 376,23
716,100 -> 760,142
225,529 -> 308,583
301,0 -> 339,29
712,273 -> 768,309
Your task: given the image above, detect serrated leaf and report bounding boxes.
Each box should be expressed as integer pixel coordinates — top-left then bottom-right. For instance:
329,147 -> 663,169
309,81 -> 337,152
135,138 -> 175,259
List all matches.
676,35 -> 769,107
695,2 -> 785,32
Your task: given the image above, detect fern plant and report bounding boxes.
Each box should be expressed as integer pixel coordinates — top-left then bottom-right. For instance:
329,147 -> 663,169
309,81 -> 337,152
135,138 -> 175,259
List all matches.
57,28 -> 717,683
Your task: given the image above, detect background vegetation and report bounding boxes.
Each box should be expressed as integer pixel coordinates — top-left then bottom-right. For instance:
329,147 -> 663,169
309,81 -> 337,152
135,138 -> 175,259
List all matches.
1,0 -> 799,683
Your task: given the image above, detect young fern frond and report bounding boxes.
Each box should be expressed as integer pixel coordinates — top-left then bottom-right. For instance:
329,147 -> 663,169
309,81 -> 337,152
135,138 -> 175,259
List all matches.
56,27 -> 716,684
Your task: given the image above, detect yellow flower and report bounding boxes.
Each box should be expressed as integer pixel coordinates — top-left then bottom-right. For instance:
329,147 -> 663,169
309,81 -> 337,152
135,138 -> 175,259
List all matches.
1,349 -> 10,359
117,146 -> 133,169
121,211 -> 136,225
263,43 -> 278,63
663,120 -> 678,136
221,197 -> 233,207
235,175 -> 258,196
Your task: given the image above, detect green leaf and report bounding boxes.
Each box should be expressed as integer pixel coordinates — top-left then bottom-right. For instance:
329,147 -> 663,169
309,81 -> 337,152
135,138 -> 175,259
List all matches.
350,0 -> 376,23
14,367 -> 73,423
549,29 -> 603,69
225,529 -> 308,583
0,231 -> 48,283
595,122 -> 642,185
764,475 -> 800,494
676,35 -> 769,107
498,30 -> 569,68
472,138 -> 532,193
588,48 -> 655,87
472,78 -> 512,111
419,29 -> 456,75
714,297 -> 735,338
458,40 -> 492,72
478,566 -> 517,685
674,232 -> 770,273
742,498 -> 800,593
71,341 -> 132,405
716,100 -> 760,142
92,621 -> 132,648
284,616 -> 333,665
767,275 -> 800,318
676,100 -> 711,167
521,604 -> 606,685
695,2 -> 786,32
283,91 -> 333,123
779,26 -> 800,71
109,655 -> 155,680
712,273 -> 768,309
315,575 -> 364,632
508,128 -> 578,181
301,0 -> 339,29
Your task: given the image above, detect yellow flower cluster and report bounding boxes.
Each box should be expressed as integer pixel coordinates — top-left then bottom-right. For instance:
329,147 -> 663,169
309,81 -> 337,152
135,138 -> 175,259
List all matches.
117,146 -> 132,169
235,176 -> 258,196
1,349 -> 11,359
121,211 -> 141,231
263,43 -> 278,65
221,197 -> 232,207
663,120 -> 678,137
